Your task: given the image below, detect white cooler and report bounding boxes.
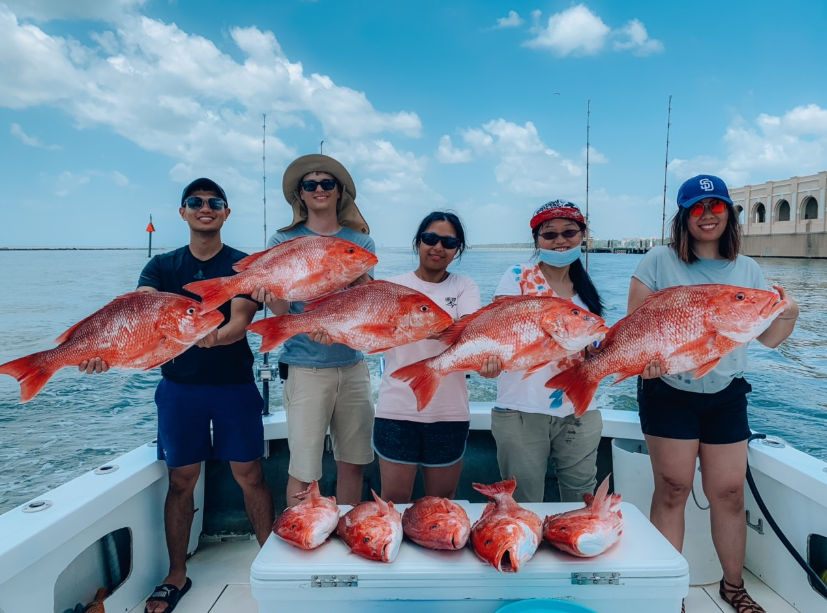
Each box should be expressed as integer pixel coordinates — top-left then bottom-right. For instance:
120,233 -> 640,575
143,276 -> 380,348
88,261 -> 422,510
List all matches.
251,502 -> 689,613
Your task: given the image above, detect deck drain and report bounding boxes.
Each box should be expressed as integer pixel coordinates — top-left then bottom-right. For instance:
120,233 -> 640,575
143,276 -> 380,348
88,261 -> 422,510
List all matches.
760,438 -> 786,449
94,464 -> 119,475
23,500 -> 53,513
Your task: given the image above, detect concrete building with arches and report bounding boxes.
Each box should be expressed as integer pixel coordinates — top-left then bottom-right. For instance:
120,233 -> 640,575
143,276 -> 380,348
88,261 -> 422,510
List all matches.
729,171 -> 827,258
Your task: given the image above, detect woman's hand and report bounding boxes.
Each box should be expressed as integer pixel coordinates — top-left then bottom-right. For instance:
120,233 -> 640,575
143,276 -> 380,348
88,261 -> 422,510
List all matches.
478,356 -> 503,379
641,359 -> 664,379
309,328 -> 333,346
585,341 -> 603,358
78,358 -> 109,374
773,285 -> 799,320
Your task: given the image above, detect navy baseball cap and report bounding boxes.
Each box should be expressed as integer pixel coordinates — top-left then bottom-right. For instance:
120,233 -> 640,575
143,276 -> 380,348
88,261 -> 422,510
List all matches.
181,178 -> 227,205
677,174 -> 733,209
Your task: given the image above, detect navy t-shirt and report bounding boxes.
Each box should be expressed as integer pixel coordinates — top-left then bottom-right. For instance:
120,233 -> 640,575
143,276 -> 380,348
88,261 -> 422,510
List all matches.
138,245 -> 258,385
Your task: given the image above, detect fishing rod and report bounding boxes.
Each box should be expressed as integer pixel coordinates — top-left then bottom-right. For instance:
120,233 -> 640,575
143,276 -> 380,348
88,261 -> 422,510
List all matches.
258,113 -> 273,415
661,95 -> 672,246
585,99 -> 590,271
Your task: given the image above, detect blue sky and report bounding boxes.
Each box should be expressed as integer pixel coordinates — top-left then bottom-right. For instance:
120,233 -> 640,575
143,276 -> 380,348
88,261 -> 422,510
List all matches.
2,0 -> 826,249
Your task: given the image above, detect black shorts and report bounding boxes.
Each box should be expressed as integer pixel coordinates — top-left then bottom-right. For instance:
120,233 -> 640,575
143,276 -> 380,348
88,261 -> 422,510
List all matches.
372,417 -> 469,467
637,376 -> 752,445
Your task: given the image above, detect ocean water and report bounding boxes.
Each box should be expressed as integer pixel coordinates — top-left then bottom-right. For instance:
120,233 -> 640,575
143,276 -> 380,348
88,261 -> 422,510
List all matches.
0,248 -> 825,514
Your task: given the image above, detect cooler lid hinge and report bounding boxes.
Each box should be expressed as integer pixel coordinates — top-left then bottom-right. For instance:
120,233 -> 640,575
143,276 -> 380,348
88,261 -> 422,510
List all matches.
311,574 -> 358,588
571,571 -> 621,585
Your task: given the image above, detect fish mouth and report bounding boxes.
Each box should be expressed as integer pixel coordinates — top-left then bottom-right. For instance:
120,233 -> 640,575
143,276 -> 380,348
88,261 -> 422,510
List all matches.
762,296 -> 787,319
497,548 -> 517,573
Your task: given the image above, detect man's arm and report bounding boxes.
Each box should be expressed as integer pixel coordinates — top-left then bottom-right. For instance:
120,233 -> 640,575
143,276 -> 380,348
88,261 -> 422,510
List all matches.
196,297 -> 258,348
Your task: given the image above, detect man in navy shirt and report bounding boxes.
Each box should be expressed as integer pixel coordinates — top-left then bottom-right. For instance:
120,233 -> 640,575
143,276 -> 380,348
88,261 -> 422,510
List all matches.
82,178 -> 273,613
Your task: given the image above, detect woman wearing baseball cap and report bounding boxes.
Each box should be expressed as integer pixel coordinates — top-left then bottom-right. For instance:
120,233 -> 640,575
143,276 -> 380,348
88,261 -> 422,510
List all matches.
629,174 -> 799,613
489,199 -> 605,504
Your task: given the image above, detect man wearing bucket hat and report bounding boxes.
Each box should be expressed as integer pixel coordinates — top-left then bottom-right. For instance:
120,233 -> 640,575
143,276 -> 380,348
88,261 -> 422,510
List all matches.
257,154 -> 375,507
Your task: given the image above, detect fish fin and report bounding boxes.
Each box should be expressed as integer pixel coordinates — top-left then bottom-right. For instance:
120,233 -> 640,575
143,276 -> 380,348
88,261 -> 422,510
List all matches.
669,333 -> 716,365
434,299 -> 502,345
583,494 -> 595,505
247,315 -> 296,353
693,358 -> 722,379
293,480 -> 321,502
610,372 -> 637,386
54,314 -> 96,344
0,351 -> 59,403
389,360 -> 444,411
183,276 -> 236,313
231,249 -> 269,272
590,474 -> 612,517
365,346 -> 394,355
370,489 -> 391,516
521,361 -> 552,378
544,363 -> 597,418
471,478 -> 517,500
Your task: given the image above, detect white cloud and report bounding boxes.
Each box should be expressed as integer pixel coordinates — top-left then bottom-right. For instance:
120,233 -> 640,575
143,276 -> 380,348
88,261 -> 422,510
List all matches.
669,104 -> 827,188
2,0 -> 147,22
112,170 -> 129,186
54,171 -> 90,197
10,123 -> 60,149
495,10 -> 524,29
436,135 -> 473,164
524,4 -> 663,57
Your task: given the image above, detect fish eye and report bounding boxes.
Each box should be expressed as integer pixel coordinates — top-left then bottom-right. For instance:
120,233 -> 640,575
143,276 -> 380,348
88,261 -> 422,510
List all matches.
485,539 -> 492,546
363,536 -> 371,543
187,307 -> 196,315
560,526 -> 567,531
735,293 -> 745,301
429,525 -> 437,530
420,305 -> 429,312
572,309 -> 580,315
290,524 -> 297,530
348,247 -> 355,253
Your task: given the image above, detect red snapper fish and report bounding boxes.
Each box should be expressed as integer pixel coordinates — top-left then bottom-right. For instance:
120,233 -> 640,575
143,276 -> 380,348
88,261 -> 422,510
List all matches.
546,284 -> 786,417
336,490 -> 403,563
390,295 -> 608,411
402,497 -> 471,550
470,478 -> 542,573
247,281 -> 453,354
543,475 -> 623,557
0,292 -> 224,403
183,236 -> 378,312
272,481 -> 340,550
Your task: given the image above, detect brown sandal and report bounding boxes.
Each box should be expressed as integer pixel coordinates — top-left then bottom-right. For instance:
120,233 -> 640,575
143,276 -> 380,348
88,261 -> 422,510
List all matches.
719,578 -> 766,613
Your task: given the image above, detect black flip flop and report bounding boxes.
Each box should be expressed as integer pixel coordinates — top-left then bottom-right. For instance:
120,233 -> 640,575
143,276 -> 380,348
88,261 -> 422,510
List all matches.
144,577 -> 192,613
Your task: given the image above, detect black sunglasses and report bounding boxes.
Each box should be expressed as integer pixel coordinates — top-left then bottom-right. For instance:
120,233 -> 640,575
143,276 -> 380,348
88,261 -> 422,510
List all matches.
301,179 -> 338,192
539,229 -> 581,240
184,196 -> 226,210
420,232 -> 460,250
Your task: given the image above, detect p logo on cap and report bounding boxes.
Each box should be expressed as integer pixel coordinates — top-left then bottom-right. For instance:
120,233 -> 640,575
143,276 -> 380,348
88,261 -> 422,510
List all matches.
699,178 -> 714,191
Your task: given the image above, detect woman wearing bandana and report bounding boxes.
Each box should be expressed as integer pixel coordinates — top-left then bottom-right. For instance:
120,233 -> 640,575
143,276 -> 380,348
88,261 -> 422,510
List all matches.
490,200 -> 605,503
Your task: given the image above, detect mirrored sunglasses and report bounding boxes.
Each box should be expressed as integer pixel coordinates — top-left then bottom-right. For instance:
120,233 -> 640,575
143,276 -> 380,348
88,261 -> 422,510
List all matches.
301,179 -> 338,192
420,232 -> 460,250
689,199 -> 727,217
538,229 -> 581,240
184,196 -> 226,210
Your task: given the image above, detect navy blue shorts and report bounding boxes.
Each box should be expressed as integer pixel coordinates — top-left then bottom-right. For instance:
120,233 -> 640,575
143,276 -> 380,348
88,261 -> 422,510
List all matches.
637,376 -> 752,445
372,418 -> 469,467
155,378 -> 264,467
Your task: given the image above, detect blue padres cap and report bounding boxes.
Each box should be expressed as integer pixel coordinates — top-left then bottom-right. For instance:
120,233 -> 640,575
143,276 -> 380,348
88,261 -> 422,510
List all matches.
676,174 -> 733,209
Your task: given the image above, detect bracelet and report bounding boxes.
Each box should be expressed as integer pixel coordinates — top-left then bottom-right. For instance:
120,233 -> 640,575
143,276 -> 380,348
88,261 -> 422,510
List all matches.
777,315 -> 799,320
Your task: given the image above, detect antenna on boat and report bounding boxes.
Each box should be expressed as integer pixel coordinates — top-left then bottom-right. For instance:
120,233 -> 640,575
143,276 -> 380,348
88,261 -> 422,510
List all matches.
661,95 -> 672,246
585,99 -> 590,271
320,140 -> 324,155
260,113 -> 272,416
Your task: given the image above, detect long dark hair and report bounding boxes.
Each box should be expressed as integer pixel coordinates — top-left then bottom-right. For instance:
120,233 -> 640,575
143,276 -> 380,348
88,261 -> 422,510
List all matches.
412,211 -> 468,256
531,223 -> 604,317
669,202 -> 741,264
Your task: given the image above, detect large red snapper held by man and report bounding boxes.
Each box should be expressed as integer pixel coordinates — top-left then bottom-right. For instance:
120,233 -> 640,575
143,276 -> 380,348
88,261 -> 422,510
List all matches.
272,481 -> 340,550
545,284 -> 786,417
390,295 -> 608,411
183,236 -> 378,313
247,281 -> 453,354
470,478 -> 543,573
543,475 -> 623,558
336,490 -> 403,563
401,496 -> 471,550
0,292 -> 224,403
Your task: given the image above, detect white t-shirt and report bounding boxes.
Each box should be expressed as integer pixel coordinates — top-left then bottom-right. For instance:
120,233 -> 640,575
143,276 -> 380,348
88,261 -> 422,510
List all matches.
493,263 -> 596,418
376,271 -> 481,423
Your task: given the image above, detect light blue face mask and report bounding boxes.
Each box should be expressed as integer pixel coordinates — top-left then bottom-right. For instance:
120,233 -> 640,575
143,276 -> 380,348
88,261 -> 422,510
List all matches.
538,245 -> 582,267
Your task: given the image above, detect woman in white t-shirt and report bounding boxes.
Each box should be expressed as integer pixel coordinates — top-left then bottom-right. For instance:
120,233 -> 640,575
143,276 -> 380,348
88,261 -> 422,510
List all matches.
374,211 -> 486,503
491,200 -> 605,504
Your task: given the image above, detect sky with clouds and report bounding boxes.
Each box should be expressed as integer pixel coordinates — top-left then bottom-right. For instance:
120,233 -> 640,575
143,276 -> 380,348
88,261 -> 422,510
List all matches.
2,0 -> 826,249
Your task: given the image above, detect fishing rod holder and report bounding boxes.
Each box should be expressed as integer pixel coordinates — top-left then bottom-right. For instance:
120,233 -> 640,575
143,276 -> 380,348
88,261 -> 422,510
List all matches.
257,364 -> 275,382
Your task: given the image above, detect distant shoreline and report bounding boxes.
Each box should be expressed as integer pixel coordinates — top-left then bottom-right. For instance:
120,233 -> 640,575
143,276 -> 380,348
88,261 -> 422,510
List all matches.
0,247 -> 164,251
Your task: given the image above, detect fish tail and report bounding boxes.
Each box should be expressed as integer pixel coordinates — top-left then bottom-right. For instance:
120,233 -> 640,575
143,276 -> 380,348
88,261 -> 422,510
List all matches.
247,315 -> 297,353
389,361 -> 444,411
182,277 -> 235,313
0,351 -> 59,403
544,363 -> 598,418
472,477 -> 517,500
292,480 -> 320,502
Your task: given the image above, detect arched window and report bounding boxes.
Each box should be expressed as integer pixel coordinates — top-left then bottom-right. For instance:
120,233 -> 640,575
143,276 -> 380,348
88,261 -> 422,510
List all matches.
803,197 -> 818,220
755,203 -> 766,223
777,199 -> 790,222
735,205 -> 744,224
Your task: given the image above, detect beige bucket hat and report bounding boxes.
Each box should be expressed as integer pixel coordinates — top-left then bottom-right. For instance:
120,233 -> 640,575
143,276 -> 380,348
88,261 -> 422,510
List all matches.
279,154 -> 370,234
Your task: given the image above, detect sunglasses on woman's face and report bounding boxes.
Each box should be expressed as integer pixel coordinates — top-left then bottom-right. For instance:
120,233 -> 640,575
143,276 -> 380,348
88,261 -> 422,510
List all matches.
301,179 -> 337,192
420,232 -> 460,250
689,199 -> 727,217
183,196 -> 227,210
538,229 -> 581,240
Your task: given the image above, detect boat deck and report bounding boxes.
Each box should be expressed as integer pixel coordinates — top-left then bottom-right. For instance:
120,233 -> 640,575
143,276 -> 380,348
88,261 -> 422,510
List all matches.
128,538 -> 799,613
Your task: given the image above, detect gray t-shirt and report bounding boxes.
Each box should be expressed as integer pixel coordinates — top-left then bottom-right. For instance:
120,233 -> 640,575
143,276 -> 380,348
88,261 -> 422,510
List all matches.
632,245 -> 768,393
267,225 -> 376,368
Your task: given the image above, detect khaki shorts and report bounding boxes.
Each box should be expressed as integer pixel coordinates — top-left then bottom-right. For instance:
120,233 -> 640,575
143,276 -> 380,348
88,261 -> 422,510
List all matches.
283,360 -> 375,482
491,409 -> 603,503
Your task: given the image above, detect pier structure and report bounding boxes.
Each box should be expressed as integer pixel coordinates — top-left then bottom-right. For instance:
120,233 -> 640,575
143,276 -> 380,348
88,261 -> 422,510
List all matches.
731,171 -> 827,258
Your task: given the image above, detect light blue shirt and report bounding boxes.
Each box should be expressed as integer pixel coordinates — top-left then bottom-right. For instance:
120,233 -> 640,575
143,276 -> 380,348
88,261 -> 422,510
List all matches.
632,246 -> 768,393
267,225 -> 376,368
